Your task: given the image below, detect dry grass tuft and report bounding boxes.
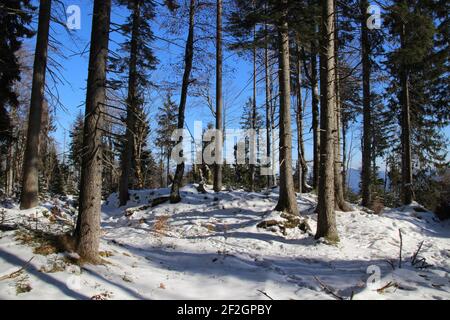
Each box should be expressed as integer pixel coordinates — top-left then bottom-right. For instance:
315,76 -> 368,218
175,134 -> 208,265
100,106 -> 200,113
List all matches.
153,215 -> 170,236
15,229 -> 75,256
99,251 -> 114,258
202,223 -> 216,232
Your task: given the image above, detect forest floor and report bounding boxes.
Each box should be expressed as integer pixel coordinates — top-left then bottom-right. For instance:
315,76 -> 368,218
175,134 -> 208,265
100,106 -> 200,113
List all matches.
0,185 -> 449,300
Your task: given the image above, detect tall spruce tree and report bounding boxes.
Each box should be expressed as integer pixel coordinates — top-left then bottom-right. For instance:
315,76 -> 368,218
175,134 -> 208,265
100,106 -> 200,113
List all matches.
114,0 -> 157,206
316,0 -> 339,242
170,0 -> 196,203
74,0 -> 112,263
156,93 -> 178,188
385,0 -> 448,205
20,0 -> 51,209
0,1 -> 34,114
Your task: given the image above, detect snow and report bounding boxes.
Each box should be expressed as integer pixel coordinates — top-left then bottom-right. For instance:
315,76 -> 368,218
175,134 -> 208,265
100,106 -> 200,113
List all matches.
0,186 -> 449,300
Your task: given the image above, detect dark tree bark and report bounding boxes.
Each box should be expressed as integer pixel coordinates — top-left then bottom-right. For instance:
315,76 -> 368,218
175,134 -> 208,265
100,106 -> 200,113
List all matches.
74,0 -> 112,263
213,0 -> 223,193
170,0 -> 196,203
400,22 -> 413,205
6,133 -> 15,196
316,0 -> 338,242
20,0 -> 52,210
274,0 -> 299,216
360,0 -> 372,208
119,0 -> 141,206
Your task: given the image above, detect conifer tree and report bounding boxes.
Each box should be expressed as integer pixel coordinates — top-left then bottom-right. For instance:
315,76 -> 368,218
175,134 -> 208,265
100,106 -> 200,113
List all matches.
156,93 -> 178,187
20,0 -> 52,209
114,0 -> 158,206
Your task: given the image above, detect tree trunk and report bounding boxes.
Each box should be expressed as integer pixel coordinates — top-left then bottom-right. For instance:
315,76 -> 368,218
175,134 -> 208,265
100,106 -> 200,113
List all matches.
360,0 -> 372,208
264,23 -> 273,189
119,1 -> 141,206
6,142 -> 14,196
20,0 -> 52,210
334,79 -> 351,211
166,150 -> 170,187
341,120 -> 347,195
295,38 -> 308,193
170,0 -> 196,203
74,0 -> 111,263
333,5 -> 352,212
249,26 -> 257,192
134,115 -> 145,189
160,146 -> 165,187
213,0 -> 223,193
311,43 -> 320,191
400,23 -> 413,205
274,1 -> 299,216
316,0 -> 338,242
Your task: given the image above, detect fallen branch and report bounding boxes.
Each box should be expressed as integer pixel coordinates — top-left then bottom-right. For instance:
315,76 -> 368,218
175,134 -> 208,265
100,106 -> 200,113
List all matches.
0,224 -> 18,231
151,196 -> 170,208
314,276 -> 345,300
0,257 -> 34,281
257,289 -> 274,300
376,281 -> 398,294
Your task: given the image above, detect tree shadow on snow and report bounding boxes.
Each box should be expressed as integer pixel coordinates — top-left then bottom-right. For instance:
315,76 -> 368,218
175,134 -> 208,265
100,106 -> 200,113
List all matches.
0,248 -> 88,299
105,241 -> 415,299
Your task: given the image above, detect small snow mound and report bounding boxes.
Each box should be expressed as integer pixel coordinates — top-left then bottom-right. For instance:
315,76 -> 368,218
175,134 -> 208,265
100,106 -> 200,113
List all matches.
257,211 -> 312,236
180,184 -> 200,194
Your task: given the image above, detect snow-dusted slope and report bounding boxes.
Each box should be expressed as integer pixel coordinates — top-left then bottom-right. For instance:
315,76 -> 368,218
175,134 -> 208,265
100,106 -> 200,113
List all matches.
0,186 -> 449,300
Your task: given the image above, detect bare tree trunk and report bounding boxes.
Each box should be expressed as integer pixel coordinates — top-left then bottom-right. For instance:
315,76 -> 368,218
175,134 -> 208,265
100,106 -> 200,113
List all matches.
360,0 -> 372,208
316,0 -> 338,242
6,140 -> 14,196
119,1 -> 141,206
160,146 -> 166,187
170,0 -> 195,203
311,43 -> 320,191
274,1 -> 299,216
166,151 -> 170,187
264,23 -> 273,189
74,0 -> 111,263
133,113 -> 145,189
400,23 -> 413,205
249,26 -> 257,192
20,0 -> 51,209
342,120 -> 347,195
334,79 -> 351,211
213,0 -> 223,193
333,5 -> 352,212
295,38 -> 308,193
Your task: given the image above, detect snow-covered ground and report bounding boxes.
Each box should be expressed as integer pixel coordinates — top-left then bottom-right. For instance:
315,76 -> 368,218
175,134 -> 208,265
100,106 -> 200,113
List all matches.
0,185 -> 449,300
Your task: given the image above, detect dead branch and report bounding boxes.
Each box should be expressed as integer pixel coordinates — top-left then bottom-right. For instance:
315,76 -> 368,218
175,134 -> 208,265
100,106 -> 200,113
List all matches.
0,257 -> 34,281
376,281 -> 398,294
411,240 -> 424,266
314,276 -> 345,300
257,289 -> 274,300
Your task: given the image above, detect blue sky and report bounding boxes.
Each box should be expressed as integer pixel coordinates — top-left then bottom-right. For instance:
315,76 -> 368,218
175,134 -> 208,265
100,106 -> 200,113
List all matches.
23,0 -> 449,172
